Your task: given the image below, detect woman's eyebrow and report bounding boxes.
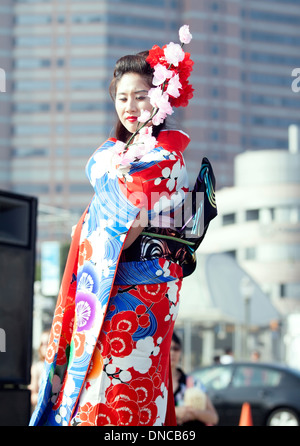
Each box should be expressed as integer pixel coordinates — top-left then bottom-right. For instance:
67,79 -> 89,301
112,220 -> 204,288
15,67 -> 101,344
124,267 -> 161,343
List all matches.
117,89 -> 148,96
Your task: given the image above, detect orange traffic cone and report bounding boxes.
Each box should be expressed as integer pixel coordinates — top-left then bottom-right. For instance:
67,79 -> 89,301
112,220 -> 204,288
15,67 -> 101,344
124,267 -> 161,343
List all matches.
239,402 -> 253,426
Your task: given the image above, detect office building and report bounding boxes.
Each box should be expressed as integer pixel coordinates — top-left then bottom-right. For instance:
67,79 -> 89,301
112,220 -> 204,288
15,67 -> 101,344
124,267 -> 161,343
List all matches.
200,126 -> 300,316
183,0 -> 300,187
0,0 -> 299,244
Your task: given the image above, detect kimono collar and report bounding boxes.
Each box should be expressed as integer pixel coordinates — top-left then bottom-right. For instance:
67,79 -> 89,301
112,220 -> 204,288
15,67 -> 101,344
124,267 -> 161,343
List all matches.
106,129 -> 190,153
156,129 -> 190,153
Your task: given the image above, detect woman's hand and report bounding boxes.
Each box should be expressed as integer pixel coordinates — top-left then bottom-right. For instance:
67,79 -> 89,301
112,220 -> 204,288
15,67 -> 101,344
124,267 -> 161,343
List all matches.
175,397 -> 219,426
175,406 -> 196,424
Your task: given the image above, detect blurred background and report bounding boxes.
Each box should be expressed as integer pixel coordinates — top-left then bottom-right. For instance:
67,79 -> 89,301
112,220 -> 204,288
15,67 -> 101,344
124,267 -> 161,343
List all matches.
0,0 -> 300,425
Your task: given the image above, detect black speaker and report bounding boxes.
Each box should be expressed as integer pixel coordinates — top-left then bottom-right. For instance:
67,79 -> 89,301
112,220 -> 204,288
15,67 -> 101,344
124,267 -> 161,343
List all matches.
0,190 -> 37,385
0,389 -> 31,426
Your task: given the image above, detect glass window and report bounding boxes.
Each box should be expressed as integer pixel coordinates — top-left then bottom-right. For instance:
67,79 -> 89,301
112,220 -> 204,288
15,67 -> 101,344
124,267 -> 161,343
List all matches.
263,0 -> 300,4
249,137 -> 286,149
280,283 -> 300,299
12,184 -> 49,194
211,45 -> 220,54
211,131 -> 219,141
14,36 -> 52,47
14,80 -> 51,91
15,59 -> 51,69
232,366 -> 282,388
211,2 -> 220,11
246,209 -> 259,221
69,184 -> 93,193
249,31 -> 300,46
249,94 -> 300,109
252,115 -> 300,129
245,247 -> 256,260
100,0 -> 166,5
70,58 -> 105,68
14,103 -> 50,113
13,125 -> 50,135
224,250 -> 236,258
15,15 -> 52,25
70,80 -> 106,90
70,125 -> 102,134
71,13 -> 169,29
249,73 -> 292,88
109,34 -> 164,49
70,102 -> 114,112
193,366 -> 233,391
12,148 -> 49,158
249,10 -> 300,26
71,36 -> 106,46
249,52 -> 300,67
70,148 -> 90,157
222,213 -> 235,226
15,0 -> 50,3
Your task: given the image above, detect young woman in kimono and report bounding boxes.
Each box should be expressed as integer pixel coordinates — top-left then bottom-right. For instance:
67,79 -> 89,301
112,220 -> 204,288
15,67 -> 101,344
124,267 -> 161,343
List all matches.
30,26 -> 217,426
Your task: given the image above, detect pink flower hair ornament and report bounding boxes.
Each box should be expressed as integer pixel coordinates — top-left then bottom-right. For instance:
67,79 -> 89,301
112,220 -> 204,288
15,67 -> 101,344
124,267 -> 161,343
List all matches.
113,25 -> 193,167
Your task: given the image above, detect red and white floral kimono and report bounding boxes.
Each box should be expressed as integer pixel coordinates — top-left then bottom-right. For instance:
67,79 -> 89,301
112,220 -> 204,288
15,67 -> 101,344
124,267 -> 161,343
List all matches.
30,131 -> 193,426
30,129 -> 215,426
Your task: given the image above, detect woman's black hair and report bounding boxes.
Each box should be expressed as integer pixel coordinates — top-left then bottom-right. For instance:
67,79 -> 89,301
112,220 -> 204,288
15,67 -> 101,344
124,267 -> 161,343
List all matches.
109,51 -> 166,142
172,332 -> 182,348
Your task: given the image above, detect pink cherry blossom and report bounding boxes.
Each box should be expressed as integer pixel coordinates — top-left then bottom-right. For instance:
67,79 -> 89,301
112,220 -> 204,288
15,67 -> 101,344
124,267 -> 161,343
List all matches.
158,92 -> 173,116
117,126 -> 157,166
163,42 -> 185,67
113,140 -> 126,154
166,73 -> 182,98
139,127 -> 157,150
159,91 -> 171,109
148,87 -> 163,109
119,152 -> 135,165
148,88 -> 173,113
138,109 -> 151,123
139,125 -> 153,137
152,110 -> 166,126
152,63 -> 172,86
179,25 -> 192,44
148,88 -> 174,125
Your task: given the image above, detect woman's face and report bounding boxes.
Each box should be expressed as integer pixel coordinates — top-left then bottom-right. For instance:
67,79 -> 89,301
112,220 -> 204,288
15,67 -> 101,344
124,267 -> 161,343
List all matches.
115,72 -> 153,134
39,331 -> 50,359
170,340 -> 181,369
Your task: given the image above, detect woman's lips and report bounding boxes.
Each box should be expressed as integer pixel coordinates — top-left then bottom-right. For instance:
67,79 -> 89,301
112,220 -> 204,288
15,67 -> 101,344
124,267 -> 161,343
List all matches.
126,116 -> 138,122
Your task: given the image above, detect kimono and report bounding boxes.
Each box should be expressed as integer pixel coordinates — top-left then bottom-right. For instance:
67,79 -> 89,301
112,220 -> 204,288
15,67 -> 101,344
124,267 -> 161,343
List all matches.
29,129 -> 217,426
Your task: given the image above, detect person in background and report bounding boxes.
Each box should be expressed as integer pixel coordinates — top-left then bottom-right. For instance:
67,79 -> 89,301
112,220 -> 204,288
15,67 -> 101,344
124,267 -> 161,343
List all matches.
171,332 -> 219,427
220,347 -> 234,364
28,330 -> 50,410
251,350 -> 261,362
213,355 -> 221,364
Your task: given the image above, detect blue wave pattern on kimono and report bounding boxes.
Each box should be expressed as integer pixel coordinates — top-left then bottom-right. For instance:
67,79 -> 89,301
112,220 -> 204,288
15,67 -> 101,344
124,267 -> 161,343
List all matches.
115,258 -> 180,285
30,131 -> 190,426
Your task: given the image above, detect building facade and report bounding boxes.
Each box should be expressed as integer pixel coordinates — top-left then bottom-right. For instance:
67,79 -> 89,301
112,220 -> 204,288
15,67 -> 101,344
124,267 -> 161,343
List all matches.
182,0 -> 300,187
0,0 -> 299,245
200,127 -> 300,317
0,0 -> 13,191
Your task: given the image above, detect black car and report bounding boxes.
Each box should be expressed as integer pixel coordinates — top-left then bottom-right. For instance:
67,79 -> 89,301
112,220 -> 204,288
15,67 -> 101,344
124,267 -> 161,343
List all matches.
191,361 -> 300,426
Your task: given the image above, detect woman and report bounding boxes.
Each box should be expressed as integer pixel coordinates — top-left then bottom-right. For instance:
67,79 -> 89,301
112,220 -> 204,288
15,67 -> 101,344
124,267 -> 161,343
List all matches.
171,333 -> 219,427
30,27 -> 216,426
28,330 -> 50,410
